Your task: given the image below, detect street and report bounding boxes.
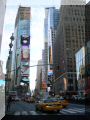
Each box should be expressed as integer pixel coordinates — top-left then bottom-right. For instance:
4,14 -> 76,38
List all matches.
5,101 -> 90,115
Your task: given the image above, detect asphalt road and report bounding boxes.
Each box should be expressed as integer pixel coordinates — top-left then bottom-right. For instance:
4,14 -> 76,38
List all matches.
5,100 -> 90,115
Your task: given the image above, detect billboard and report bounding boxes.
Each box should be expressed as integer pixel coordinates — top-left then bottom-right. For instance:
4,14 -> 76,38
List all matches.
21,46 -> 30,60
21,35 -> 30,45
48,70 -> 53,76
21,65 -> 29,76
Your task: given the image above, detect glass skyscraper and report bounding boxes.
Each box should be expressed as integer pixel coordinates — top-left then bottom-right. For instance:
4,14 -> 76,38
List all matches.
43,7 -> 60,95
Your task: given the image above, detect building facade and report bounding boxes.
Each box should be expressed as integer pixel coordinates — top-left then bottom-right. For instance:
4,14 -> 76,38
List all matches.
12,6 -> 31,93
75,46 -> 85,97
85,2 -> 90,98
53,1 -> 85,96
0,0 -> 6,81
0,0 -> 6,53
43,7 -> 60,95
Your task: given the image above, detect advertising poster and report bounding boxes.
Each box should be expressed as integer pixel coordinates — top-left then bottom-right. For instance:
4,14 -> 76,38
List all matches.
21,46 -> 30,60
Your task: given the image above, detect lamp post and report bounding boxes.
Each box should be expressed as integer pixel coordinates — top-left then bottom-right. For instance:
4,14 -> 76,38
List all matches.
9,33 -> 14,53
8,33 -> 14,91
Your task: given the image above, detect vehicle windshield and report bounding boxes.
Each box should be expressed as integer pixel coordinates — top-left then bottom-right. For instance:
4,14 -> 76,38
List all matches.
56,97 -> 64,100
43,98 -> 57,103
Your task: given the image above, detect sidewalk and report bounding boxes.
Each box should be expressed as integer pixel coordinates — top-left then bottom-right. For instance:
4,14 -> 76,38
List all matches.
5,102 -> 16,115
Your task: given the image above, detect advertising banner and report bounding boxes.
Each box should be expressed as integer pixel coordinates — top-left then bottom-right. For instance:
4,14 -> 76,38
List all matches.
22,49 -> 29,59
21,46 -> 30,60
48,70 -> 53,76
21,66 -> 29,75
21,35 -> 30,45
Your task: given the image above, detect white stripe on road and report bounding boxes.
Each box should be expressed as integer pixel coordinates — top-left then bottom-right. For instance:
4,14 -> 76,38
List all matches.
14,108 -> 86,115
68,108 -> 85,113
14,111 -> 20,115
60,108 -> 85,114
60,109 -> 77,114
14,111 -> 47,115
29,111 -> 39,115
29,111 -> 47,115
22,111 -> 28,115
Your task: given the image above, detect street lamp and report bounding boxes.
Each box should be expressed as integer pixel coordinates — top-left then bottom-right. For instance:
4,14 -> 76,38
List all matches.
9,33 -> 14,54
8,33 -> 14,91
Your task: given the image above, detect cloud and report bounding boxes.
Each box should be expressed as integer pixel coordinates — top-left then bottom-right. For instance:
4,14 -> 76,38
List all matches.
4,6 -> 17,26
7,0 -> 60,8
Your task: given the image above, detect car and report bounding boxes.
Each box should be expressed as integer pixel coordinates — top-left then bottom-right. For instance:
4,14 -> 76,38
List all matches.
24,96 -> 30,102
35,98 -> 63,113
14,96 -> 21,101
29,97 -> 35,103
71,95 -> 78,101
55,97 -> 69,108
21,97 -> 25,101
8,91 -> 18,101
10,95 -> 17,101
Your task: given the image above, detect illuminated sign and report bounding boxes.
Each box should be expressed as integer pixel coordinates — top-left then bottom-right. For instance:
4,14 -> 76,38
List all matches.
21,35 -> 30,45
22,49 -> 29,58
21,46 -> 30,60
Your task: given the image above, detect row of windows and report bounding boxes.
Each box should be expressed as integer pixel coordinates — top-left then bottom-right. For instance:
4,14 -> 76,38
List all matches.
70,5 -> 85,7
64,17 -> 85,21
66,25 -> 84,28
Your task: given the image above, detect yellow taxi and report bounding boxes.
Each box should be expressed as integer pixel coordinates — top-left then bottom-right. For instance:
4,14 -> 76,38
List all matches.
56,97 -> 69,108
35,98 -> 63,112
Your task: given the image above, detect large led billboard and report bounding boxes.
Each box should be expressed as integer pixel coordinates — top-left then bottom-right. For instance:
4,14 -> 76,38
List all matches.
21,46 -> 30,60
21,35 -> 30,45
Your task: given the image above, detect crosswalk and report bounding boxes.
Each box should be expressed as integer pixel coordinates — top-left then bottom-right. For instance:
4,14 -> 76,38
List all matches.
13,107 -> 86,115
14,110 -> 47,115
60,107 -> 85,115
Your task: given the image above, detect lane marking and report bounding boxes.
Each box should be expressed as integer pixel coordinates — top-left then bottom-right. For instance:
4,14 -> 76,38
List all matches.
14,111 -> 20,115
22,111 -> 28,115
68,108 -> 85,113
61,109 -> 77,114
60,108 -> 85,114
30,111 -> 39,115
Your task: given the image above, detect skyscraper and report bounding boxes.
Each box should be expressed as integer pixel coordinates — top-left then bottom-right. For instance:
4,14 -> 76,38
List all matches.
53,0 -> 85,95
35,60 -> 42,94
12,6 -> 31,93
43,7 -> 60,94
85,2 -> 90,99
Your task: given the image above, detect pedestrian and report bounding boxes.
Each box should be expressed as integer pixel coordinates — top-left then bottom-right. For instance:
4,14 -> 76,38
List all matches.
7,95 -> 12,112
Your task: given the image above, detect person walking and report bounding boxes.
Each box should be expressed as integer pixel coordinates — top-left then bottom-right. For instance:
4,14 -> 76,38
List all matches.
7,95 -> 12,112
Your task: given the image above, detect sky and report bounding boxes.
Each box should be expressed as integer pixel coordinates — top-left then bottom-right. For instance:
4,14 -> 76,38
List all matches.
0,0 -> 60,90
